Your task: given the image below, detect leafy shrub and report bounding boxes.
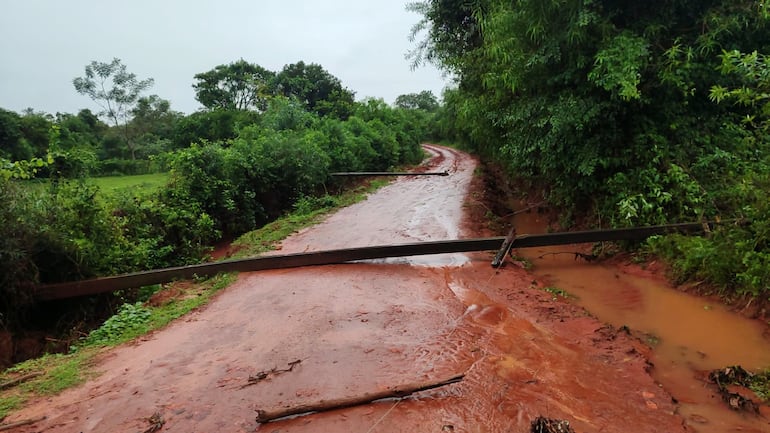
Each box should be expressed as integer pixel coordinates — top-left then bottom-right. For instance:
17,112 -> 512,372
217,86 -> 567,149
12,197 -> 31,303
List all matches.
292,194 -> 340,216
82,302 -> 151,346
0,179 -> 40,321
111,190 -> 218,269
1,92 -> 437,337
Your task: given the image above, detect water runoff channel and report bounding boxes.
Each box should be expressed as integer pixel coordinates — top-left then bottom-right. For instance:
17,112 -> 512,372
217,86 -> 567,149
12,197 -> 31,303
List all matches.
511,208 -> 770,433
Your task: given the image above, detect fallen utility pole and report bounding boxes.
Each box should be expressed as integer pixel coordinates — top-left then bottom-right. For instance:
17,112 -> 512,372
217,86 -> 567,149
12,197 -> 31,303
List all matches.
330,171 -> 449,177
255,373 -> 464,423
35,222 -> 712,301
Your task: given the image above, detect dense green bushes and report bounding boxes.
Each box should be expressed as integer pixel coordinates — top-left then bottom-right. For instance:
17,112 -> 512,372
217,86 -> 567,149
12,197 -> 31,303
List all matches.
413,0 -> 770,297
0,97 -> 430,331
166,99 -> 425,237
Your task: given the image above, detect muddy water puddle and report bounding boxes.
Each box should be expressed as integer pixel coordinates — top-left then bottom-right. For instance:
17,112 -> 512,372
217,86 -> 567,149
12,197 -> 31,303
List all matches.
513,210 -> 770,432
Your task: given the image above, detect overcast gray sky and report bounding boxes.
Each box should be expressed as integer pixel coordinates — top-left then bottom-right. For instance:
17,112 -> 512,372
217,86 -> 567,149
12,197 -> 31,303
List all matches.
0,0 -> 448,115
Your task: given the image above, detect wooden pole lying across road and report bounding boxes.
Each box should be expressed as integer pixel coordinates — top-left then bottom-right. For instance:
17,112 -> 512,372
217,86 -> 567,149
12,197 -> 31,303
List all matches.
35,222 -> 712,301
330,171 -> 449,177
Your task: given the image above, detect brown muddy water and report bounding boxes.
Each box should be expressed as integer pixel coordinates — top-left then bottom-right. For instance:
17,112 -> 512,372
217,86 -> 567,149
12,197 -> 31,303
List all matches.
512,209 -> 770,432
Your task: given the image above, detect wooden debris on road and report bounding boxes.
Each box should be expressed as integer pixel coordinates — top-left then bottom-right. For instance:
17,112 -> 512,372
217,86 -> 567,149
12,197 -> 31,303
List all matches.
330,171 -> 449,177
241,359 -> 302,389
0,372 -> 42,391
530,416 -> 575,433
255,373 -> 464,423
0,416 -> 47,431
141,411 -> 165,433
708,366 -> 761,414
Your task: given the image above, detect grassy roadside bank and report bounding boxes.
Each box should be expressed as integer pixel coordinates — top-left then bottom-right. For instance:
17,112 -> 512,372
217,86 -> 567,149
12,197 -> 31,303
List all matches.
0,177 -> 390,420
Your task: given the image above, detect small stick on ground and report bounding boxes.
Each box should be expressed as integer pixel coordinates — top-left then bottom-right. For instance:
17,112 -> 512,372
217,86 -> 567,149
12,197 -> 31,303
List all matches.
0,372 -> 42,391
501,201 -> 547,218
255,373 -> 464,423
0,416 -> 47,431
536,252 -> 597,262
241,359 -> 302,389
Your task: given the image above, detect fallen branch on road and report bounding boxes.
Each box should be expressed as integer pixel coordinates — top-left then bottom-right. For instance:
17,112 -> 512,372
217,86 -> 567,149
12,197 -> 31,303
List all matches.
255,373 -> 464,423
0,372 -> 42,391
536,251 -> 598,262
0,416 -> 47,431
240,359 -> 302,389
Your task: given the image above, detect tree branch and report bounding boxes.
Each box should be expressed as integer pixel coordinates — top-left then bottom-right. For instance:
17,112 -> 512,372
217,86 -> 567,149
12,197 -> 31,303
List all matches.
255,373 -> 464,423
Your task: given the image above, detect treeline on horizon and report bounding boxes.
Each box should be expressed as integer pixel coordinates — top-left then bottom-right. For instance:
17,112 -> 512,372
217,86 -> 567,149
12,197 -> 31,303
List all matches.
0,58 -> 443,332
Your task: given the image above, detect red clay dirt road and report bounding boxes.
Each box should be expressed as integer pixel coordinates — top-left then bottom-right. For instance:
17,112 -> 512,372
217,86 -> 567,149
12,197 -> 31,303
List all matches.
10,145 -> 686,432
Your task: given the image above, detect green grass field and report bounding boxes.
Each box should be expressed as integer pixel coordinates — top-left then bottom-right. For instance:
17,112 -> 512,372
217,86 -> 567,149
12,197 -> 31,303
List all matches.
90,173 -> 168,194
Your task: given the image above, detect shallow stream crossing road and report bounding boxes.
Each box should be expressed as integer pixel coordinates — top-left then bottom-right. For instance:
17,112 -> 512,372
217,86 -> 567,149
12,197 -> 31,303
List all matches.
11,145 -> 686,432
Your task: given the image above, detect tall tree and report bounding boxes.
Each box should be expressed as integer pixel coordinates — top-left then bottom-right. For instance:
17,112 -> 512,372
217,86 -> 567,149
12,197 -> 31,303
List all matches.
395,91 -> 440,111
130,96 -> 182,140
193,59 -> 275,111
0,108 -> 30,161
56,109 -> 108,153
124,95 -> 183,157
273,61 -> 356,119
73,58 -> 154,160
19,109 -> 53,157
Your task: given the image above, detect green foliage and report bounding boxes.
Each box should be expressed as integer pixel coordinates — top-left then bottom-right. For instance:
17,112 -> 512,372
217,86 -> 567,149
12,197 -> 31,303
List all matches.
0,154 -> 52,180
0,395 -> 23,420
127,95 -> 182,158
711,49 -> 770,131
541,286 -> 573,300
292,194 -> 340,216
414,0 -> 770,297
0,172 -> 217,328
82,302 -> 151,346
0,108 -> 33,161
395,90 -> 440,111
589,33 -> 650,101
73,58 -> 155,160
90,172 -> 168,194
193,59 -> 276,111
258,97 -> 318,132
166,96 -> 428,237
273,61 -> 356,119
165,124 -> 331,235
0,178 -> 41,319
171,109 -> 260,149
1,59 -> 437,345
749,369 -> 770,402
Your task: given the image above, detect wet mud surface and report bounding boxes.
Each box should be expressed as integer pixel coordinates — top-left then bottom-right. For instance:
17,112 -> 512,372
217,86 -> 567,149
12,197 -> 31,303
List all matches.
513,211 -> 770,433
7,145 -> 719,432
